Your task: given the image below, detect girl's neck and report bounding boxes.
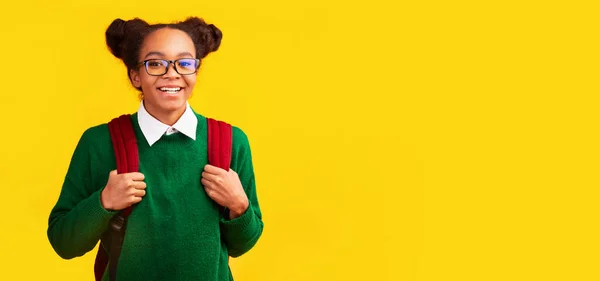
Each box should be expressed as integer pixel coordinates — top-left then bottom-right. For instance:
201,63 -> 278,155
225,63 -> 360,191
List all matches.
143,101 -> 186,126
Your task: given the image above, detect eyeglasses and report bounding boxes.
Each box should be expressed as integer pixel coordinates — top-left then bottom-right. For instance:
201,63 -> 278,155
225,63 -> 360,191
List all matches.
137,58 -> 201,76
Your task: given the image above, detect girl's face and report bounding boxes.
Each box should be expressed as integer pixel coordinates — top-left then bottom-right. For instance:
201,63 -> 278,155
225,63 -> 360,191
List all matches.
130,28 -> 198,116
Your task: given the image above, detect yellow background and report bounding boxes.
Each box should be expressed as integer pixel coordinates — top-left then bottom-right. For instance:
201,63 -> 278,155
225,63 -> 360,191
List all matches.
0,0 -> 598,280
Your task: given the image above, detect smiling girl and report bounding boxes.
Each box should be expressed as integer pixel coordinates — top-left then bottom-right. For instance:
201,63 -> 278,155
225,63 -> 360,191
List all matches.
47,17 -> 264,281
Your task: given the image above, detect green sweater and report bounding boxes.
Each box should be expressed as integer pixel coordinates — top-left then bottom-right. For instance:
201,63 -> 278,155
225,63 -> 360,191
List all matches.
47,113 -> 264,281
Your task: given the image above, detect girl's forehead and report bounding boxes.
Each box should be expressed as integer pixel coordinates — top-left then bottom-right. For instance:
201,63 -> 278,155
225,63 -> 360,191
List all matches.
141,28 -> 196,57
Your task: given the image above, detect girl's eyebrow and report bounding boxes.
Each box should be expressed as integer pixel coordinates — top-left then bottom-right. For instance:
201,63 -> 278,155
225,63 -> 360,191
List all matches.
177,52 -> 194,57
144,51 -> 164,58
144,52 -> 194,59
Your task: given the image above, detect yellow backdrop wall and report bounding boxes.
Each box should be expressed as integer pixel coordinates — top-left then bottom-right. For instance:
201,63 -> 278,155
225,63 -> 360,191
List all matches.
0,1 -> 598,280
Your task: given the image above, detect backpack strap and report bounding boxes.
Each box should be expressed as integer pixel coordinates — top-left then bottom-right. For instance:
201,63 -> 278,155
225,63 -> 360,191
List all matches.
207,117 -> 232,171
94,240 -> 108,281
206,117 -> 233,262
94,114 -> 139,281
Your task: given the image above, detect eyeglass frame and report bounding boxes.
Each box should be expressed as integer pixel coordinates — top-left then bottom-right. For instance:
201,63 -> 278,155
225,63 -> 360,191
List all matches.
136,58 -> 201,76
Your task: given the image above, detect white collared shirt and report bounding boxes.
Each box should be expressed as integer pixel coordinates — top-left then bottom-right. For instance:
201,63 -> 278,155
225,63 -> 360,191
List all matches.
137,101 -> 198,146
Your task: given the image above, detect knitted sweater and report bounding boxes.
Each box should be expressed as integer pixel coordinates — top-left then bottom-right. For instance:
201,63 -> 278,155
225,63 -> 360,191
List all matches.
47,113 -> 263,281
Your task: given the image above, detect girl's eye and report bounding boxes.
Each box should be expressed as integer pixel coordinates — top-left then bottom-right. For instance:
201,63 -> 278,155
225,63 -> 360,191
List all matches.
147,61 -> 164,67
178,60 -> 195,68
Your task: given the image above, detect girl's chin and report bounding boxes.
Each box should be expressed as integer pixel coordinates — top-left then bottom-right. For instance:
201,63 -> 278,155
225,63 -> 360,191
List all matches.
145,95 -> 188,111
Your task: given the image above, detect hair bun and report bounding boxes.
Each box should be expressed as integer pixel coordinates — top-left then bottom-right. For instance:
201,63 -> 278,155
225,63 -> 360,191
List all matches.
180,17 -> 223,58
105,18 -> 127,59
105,18 -> 149,60
207,24 -> 223,54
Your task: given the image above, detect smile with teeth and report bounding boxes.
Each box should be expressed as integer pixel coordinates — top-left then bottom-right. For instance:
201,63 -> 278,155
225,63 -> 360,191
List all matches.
158,87 -> 182,93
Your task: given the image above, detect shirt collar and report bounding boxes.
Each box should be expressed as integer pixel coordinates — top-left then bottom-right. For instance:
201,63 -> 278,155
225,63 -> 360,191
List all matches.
137,101 -> 198,146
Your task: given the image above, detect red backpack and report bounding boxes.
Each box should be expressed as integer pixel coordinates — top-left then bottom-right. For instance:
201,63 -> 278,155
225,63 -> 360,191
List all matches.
93,114 -> 232,281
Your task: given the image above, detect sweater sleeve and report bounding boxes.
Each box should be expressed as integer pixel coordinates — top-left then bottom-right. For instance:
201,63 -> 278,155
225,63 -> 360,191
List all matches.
47,128 -> 117,259
220,127 -> 264,257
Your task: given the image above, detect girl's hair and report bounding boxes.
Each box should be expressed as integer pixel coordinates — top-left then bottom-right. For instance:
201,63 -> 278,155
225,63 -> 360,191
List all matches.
105,17 -> 222,90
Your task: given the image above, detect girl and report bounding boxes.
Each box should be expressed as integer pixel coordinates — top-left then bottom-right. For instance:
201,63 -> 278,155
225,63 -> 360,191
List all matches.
47,17 -> 264,281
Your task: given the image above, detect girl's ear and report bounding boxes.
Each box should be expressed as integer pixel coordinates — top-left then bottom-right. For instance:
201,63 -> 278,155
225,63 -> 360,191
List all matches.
130,69 -> 141,88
